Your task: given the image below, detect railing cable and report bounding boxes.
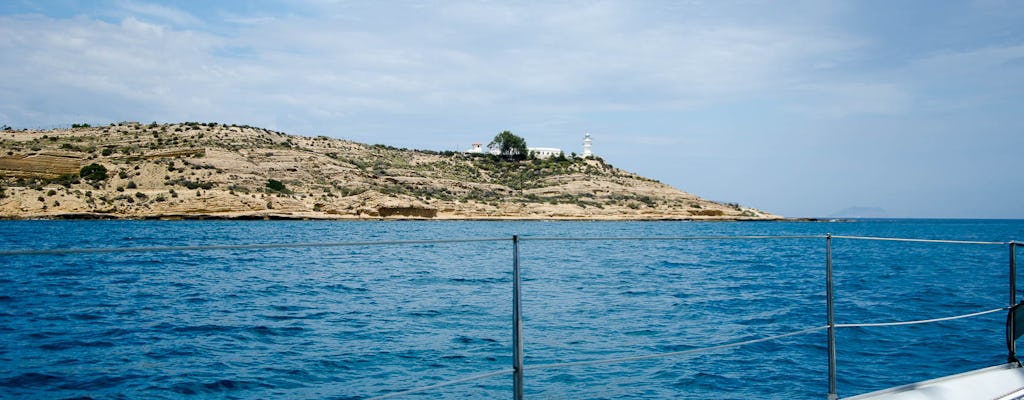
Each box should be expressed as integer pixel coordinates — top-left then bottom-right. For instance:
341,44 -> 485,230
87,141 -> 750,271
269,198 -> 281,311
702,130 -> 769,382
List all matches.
835,307 -> 1008,328
526,325 -> 829,371
0,237 -> 511,256
520,235 -> 823,242
4,235 -> 1015,257
831,235 -> 1007,246
366,305 -> 1011,399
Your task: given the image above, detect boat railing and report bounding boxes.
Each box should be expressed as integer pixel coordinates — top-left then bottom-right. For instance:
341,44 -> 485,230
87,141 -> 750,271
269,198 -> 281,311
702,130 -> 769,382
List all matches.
2,234 -> 1020,399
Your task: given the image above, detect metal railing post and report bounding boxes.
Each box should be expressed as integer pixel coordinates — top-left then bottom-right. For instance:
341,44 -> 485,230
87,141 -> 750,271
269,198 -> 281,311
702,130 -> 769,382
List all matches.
1011,241 -> 1017,307
512,235 -> 524,400
826,234 -> 838,400
1011,241 -> 1018,363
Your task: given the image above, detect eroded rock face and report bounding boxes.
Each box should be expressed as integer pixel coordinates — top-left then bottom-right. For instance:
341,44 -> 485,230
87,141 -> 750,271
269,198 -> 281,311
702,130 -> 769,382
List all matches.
378,207 -> 438,218
0,123 -> 780,220
0,152 -> 84,179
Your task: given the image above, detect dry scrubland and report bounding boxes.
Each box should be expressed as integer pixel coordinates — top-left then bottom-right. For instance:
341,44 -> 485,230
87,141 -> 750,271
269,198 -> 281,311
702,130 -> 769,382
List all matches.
0,122 -> 778,220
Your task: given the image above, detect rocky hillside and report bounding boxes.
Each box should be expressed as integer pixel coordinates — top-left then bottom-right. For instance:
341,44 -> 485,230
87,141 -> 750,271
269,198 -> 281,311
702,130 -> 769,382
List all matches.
0,122 -> 778,220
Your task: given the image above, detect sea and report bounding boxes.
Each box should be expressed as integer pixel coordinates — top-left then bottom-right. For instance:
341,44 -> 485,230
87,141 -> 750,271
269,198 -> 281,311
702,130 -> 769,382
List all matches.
1,219 -> 1023,399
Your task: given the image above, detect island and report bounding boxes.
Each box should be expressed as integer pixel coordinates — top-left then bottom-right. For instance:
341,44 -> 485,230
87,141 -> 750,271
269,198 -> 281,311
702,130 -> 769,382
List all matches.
0,122 -> 779,220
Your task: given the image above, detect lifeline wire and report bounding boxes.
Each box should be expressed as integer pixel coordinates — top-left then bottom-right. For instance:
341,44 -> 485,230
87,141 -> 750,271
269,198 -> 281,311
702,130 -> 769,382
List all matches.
520,235 -> 823,242
0,237 -> 511,256
369,306 -> 1009,399
830,235 -> 1007,246
525,325 -> 829,371
835,307 -> 1008,328
4,235 -> 1017,257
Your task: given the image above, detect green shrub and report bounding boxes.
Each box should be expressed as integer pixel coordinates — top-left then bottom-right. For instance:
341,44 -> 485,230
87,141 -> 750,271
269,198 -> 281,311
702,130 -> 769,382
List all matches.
167,178 -> 213,190
266,179 -> 290,193
690,209 -> 725,216
79,163 -> 108,181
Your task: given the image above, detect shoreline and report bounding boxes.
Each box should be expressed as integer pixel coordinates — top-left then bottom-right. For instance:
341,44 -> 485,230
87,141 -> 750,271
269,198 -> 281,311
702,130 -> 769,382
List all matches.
0,212 -> 820,222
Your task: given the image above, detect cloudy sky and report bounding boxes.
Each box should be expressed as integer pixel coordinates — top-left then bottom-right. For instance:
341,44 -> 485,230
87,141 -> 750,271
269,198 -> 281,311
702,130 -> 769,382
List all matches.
1,1 -> 1022,218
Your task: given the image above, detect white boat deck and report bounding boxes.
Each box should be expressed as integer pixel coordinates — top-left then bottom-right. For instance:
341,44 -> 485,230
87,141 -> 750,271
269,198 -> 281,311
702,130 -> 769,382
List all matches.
845,363 -> 1024,400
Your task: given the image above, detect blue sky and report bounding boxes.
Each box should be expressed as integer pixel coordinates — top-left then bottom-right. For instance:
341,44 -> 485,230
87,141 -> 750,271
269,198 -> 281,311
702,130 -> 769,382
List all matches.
1,1 -> 1022,218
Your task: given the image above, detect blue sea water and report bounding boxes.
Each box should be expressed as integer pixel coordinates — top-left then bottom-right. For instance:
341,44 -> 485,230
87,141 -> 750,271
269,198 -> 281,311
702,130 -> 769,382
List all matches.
1,219 -> 1023,399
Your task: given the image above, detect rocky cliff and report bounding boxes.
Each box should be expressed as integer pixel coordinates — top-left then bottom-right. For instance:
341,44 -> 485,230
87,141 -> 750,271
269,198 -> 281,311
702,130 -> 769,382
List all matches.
0,122 -> 779,220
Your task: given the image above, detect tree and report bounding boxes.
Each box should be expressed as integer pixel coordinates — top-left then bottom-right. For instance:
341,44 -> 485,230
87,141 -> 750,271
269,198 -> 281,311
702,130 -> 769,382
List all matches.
488,130 -> 528,160
79,163 -> 108,181
266,179 -> 290,193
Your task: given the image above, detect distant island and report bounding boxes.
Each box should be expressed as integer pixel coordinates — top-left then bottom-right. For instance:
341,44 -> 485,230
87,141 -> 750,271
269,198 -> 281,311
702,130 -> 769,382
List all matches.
0,122 -> 779,220
829,206 -> 889,219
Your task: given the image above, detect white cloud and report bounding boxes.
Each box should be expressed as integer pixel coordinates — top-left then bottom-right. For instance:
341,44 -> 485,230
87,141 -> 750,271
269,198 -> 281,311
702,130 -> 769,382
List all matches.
0,1 -> 869,130
203,1 -> 861,116
116,1 -> 202,27
0,13 -> 226,124
0,2 -> 1006,135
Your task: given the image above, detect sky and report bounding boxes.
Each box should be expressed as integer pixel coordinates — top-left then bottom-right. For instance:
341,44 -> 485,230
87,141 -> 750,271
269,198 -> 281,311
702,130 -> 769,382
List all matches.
1,1 -> 1022,218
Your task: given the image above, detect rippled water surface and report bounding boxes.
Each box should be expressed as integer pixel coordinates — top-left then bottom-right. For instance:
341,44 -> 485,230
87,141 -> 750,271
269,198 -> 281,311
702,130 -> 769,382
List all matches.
1,220 -> 1023,399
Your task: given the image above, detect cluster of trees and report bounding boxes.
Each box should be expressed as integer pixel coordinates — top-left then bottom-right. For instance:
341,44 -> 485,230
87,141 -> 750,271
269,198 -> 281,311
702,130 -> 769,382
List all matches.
488,130 -> 588,162
488,130 -> 528,160
79,163 -> 107,181
266,179 -> 291,194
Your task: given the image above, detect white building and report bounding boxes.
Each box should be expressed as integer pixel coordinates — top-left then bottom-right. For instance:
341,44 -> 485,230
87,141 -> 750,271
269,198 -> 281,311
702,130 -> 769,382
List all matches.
527,147 -> 563,159
465,142 -> 502,155
465,132 -> 592,159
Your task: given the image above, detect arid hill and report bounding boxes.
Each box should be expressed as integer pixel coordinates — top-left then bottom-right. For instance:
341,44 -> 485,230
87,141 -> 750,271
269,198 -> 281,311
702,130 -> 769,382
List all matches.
0,122 -> 779,220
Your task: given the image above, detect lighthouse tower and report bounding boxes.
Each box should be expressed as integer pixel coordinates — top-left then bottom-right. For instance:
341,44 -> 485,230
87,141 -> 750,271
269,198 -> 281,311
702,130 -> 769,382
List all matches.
582,132 -> 593,158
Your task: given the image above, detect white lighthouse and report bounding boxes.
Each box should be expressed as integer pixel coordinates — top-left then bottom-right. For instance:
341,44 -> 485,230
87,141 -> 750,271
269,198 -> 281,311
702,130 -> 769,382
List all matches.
582,132 -> 593,158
